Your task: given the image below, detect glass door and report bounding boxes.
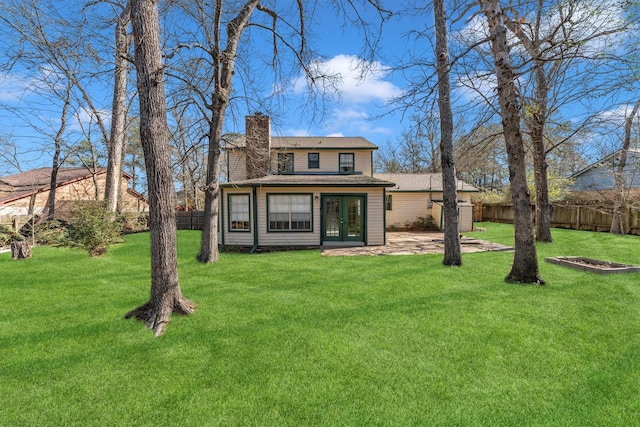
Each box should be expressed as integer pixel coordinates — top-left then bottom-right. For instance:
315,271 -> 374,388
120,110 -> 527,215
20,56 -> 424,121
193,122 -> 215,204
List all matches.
322,195 -> 364,242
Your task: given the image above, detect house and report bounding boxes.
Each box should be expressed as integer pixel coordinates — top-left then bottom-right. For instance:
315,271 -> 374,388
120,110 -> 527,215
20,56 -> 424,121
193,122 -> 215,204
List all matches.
570,148 -> 640,200
373,173 -> 478,232
0,167 -> 148,226
221,114 -> 395,248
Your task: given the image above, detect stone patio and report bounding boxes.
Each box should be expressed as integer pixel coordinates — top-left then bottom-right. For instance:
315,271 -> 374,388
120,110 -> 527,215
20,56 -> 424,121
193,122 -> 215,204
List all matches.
321,232 -> 513,256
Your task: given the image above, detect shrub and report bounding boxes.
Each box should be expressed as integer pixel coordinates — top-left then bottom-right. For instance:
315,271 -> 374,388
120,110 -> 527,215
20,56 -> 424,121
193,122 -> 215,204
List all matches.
118,212 -> 149,234
64,201 -> 123,256
407,215 -> 440,232
0,224 -> 20,247
19,218 -> 67,246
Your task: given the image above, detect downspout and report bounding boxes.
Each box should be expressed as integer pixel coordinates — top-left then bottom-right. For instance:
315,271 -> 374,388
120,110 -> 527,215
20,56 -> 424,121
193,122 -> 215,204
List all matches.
249,186 -> 259,254
220,187 -> 225,244
383,188 -> 387,245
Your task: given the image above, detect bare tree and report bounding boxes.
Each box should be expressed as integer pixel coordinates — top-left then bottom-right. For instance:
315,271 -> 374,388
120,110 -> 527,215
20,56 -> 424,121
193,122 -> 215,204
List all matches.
44,81 -> 73,220
0,0 -> 113,213
434,0 -> 461,266
125,0 -> 194,336
0,136 -> 22,176
500,0 -> 633,242
455,124 -> 508,193
480,0 -> 544,284
197,0 -> 262,263
610,99 -> 640,234
104,2 -> 132,213
170,107 -> 207,210
375,113 -> 443,173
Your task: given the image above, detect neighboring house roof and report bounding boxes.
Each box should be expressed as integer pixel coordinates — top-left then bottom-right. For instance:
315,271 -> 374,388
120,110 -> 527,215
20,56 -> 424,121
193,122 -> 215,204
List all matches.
373,173 -> 479,192
225,136 -> 378,150
126,187 -> 148,202
0,167 -> 110,205
222,174 -> 395,188
570,148 -> 640,191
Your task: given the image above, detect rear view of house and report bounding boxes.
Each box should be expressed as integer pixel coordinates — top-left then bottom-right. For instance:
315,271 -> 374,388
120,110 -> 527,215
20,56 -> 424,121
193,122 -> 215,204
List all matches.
220,114 -> 395,249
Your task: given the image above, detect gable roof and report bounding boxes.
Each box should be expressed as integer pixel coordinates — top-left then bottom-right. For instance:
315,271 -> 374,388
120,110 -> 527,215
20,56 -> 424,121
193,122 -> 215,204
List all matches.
570,148 -> 640,178
0,167 -> 109,205
570,148 -> 640,191
373,173 -> 478,192
225,136 -> 378,150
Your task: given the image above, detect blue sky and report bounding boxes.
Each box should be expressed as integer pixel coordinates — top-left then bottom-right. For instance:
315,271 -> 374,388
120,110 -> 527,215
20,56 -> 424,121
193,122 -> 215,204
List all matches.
0,2 -> 426,174
0,1 -> 637,174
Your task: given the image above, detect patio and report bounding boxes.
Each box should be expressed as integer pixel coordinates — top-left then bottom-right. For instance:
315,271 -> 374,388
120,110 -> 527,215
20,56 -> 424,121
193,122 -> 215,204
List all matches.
321,231 -> 513,256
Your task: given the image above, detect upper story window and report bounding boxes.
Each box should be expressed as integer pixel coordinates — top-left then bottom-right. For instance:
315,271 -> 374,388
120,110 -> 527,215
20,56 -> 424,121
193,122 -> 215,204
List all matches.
339,153 -> 355,173
308,152 -> 320,169
277,152 -> 294,174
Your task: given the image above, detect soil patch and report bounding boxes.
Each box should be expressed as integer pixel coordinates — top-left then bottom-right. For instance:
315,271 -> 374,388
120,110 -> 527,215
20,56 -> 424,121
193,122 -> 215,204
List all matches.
545,256 -> 640,274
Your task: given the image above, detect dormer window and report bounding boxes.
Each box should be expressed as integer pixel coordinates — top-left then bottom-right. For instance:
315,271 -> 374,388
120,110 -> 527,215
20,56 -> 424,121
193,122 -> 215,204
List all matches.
339,153 -> 354,173
277,152 -> 294,174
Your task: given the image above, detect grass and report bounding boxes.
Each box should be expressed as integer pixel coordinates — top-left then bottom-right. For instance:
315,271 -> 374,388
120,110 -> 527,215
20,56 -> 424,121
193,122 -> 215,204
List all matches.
1,222 -> 639,426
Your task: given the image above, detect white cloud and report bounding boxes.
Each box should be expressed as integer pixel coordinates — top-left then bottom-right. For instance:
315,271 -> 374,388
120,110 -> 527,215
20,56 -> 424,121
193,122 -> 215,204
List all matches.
595,104 -> 639,126
0,74 -> 39,102
324,106 -> 396,136
283,128 -> 311,137
292,54 -> 402,104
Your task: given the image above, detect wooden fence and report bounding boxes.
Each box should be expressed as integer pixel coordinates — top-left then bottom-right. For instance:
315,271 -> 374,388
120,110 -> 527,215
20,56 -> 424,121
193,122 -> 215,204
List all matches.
175,210 -> 205,230
478,202 -> 640,235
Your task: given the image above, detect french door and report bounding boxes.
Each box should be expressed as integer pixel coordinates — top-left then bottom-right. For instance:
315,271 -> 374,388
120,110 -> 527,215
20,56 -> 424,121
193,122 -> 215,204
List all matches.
322,195 -> 365,242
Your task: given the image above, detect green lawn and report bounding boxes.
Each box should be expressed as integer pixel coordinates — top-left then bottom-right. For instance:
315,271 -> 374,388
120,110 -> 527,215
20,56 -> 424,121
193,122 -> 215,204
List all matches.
1,223 -> 639,426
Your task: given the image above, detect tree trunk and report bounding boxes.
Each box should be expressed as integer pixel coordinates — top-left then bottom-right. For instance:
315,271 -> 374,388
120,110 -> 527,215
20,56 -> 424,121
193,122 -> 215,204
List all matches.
197,0 -> 260,263
433,0 -> 461,266
481,0 -> 544,285
610,98 -> 640,234
197,108 -> 223,263
530,61 -> 553,242
105,4 -> 131,213
126,0 -> 194,336
44,81 -> 72,220
503,17 -> 553,243
11,241 -> 32,259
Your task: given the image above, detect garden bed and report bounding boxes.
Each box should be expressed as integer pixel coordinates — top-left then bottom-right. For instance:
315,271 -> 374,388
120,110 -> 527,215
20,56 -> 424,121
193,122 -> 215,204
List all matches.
545,256 -> 640,274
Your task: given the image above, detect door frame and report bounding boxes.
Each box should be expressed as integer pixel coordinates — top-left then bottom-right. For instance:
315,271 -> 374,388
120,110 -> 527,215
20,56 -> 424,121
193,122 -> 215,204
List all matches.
320,193 -> 367,245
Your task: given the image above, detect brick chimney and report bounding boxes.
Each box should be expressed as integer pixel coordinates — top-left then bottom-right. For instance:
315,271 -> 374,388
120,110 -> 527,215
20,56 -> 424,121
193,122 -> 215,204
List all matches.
245,113 -> 271,179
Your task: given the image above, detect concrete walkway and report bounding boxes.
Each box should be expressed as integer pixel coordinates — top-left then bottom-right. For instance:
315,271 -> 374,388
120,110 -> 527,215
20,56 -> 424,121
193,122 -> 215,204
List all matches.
321,231 -> 513,256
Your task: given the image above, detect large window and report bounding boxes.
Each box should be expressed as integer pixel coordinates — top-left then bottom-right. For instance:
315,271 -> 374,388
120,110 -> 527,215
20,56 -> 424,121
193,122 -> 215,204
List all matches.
339,153 -> 354,173
228,194 -> 250,231
308,152 -> 320,169
277,152 -> 294,174
268,194 -> 312,231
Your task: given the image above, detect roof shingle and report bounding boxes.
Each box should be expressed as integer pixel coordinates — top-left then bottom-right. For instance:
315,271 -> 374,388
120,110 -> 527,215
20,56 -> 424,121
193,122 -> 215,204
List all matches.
222,173 -> 395,188
0,167 -> 108,204
225,136 -> 378,150
373,173 -> 478,192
